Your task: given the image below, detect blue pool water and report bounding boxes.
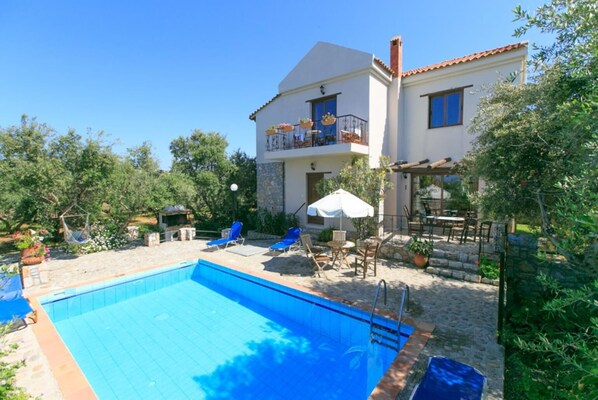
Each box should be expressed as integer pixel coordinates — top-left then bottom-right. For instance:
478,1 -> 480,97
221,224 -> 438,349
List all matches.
40,260 -> 413,399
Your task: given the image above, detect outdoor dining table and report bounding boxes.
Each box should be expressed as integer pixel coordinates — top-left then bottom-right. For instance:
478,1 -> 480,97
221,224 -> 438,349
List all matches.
327,240 -> 355,270
424,216 -> 465,240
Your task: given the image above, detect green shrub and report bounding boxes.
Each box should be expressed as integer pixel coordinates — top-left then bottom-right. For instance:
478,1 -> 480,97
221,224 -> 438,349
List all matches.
254,209 -> 298,236
505,275 -> 598,399
477,256 -> 500,280
136,223 -> 161,237
65,222 -> 128,255
317,227 -> 333,242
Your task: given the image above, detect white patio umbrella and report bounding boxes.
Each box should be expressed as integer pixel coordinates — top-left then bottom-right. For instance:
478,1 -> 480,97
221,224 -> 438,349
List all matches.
307,189 -> 374,230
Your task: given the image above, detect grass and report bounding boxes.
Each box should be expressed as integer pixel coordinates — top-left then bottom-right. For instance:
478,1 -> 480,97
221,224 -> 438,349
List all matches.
515,224 -> 540,235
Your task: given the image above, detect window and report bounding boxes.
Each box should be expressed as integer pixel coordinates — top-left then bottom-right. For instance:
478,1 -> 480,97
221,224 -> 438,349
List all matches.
429,90 -> 463,128
411,174 -> 477,216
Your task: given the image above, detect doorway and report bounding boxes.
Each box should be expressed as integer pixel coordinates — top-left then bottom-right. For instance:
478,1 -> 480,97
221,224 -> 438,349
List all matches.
307,173 -> 324,224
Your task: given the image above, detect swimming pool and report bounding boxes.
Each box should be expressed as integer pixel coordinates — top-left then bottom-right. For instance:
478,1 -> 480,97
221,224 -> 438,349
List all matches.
40,259 -> 414,399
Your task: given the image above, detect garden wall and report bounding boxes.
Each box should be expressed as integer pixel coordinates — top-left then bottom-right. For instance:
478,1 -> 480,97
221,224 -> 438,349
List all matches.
506,234 -> 593,307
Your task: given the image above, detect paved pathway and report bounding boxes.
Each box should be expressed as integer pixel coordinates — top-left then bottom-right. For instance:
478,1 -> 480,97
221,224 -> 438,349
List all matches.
5,238 -> 504,399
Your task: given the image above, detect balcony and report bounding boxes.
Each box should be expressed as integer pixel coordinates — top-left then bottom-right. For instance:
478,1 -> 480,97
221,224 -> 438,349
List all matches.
264,114 -> 368,160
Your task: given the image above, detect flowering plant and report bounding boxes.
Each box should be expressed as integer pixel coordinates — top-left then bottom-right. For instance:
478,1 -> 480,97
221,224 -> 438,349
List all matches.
299,118 -> 312,124
267,125 -> 277,130
12,229 -> 48,257
321,112 -> 336,123
66,222 -> 127,255
277,123 -> 293,129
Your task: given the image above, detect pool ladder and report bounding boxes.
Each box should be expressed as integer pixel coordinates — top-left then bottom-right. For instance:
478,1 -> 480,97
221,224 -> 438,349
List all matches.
368,279 -> 409,352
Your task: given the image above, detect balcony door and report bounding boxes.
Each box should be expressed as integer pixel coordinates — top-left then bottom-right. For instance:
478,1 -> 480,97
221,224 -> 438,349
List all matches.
312,96 -> 337,145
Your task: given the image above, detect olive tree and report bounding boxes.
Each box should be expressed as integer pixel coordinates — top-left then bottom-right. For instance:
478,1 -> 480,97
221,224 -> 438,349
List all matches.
463,2 -> 598,398
464,0 -> 597,268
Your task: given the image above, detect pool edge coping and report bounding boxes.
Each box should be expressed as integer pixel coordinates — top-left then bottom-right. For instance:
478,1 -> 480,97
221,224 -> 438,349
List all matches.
29,252 -> 434,400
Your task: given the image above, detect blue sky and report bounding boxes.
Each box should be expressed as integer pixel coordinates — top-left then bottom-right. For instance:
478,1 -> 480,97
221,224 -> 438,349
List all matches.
0,0 -> 548,169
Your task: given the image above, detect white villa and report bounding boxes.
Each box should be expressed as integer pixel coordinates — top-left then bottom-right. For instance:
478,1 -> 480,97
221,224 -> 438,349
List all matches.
250,36 -> 527,232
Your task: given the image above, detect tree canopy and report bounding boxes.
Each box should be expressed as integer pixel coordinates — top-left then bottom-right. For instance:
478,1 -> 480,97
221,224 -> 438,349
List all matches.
0,117 -> 257,241
464,0 -> 597,268
465,1 -> 597,398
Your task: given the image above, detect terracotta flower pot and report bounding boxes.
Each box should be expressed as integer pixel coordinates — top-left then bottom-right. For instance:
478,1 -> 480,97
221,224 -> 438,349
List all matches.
266,129 -> 277,135
20,248 -> 44,265
322,117 -> 336,126
413,253 -> 429,268
300,121 -> 313,129
280,125 -> 294,132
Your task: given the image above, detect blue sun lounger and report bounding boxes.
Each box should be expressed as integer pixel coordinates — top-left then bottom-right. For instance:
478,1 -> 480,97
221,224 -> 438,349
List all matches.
410,356 -> 486,400
0,274 -> 37,326
206,221 -> 244,249
269,227 -> 301,252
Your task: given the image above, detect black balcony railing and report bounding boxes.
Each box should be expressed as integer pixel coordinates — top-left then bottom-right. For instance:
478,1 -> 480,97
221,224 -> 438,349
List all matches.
265,114 -> 368,152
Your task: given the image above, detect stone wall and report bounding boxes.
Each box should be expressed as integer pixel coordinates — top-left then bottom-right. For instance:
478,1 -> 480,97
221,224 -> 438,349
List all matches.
257,162 -> 284,213
506,234 -> 593,307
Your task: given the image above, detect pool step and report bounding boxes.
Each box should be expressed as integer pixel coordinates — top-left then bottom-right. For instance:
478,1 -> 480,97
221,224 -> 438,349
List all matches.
370,323 -> 400,350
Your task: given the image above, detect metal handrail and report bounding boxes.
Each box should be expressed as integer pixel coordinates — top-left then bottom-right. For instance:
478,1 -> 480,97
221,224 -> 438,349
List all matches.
369,279 -> 409,352
292,202 -> 306,217
265,114 -> 369,152
369,279 -> 387,340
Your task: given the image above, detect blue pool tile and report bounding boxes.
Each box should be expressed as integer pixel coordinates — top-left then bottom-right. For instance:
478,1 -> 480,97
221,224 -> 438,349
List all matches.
65,295 -> 81,318
42,260 -> 411,399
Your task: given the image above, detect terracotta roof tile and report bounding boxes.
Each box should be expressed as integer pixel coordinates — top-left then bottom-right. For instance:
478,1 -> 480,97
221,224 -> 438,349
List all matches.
374,57 -> 394,75
249,94 -> 280,121
402,41 -> 527,78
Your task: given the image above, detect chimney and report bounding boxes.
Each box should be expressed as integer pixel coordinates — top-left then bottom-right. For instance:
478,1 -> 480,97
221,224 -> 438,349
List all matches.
390,35 -> 402,78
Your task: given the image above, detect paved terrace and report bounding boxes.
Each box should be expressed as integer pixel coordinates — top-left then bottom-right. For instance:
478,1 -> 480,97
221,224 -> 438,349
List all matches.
6,238 -> 504,399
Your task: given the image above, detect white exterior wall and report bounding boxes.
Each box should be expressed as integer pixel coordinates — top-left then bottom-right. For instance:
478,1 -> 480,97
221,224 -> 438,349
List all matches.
368,74 -> 390,168
395,49 -> 527,214
399,49 -> 527,163
255,55 -> 390,230
253,40 -> 527,234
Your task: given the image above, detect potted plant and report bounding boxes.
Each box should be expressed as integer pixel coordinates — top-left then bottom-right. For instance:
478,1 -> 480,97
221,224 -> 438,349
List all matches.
265,125 -> 277,135
277,123 -> 294,132
13,229 -> 48,265
299,118 -> 313,129
407,236 -> 433,267
321,112 -> 336,126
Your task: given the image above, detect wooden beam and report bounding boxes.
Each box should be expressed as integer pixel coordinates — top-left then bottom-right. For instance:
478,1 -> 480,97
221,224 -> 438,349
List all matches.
397,159 -> 429,169
428,157 -> 452,169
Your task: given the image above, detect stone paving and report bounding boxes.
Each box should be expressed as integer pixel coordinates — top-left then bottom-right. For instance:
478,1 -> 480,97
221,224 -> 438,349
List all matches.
5,238 -> 504,399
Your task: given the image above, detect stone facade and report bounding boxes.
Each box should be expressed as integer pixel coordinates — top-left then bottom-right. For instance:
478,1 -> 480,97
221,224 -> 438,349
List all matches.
257,162 -> 284,213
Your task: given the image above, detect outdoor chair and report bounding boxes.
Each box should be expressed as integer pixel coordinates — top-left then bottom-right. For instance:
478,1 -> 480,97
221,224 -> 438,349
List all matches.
0,274 -> 37,327
354,241 -> 380,279
269,227 -> 302,252
332,230 -> 346,242
404,205 -> 424,236
300,234 -> 329,278
410,356 -> 486,400
448,218 -> 478,244
479,220 -> 493,243
206,221 -> 244,249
